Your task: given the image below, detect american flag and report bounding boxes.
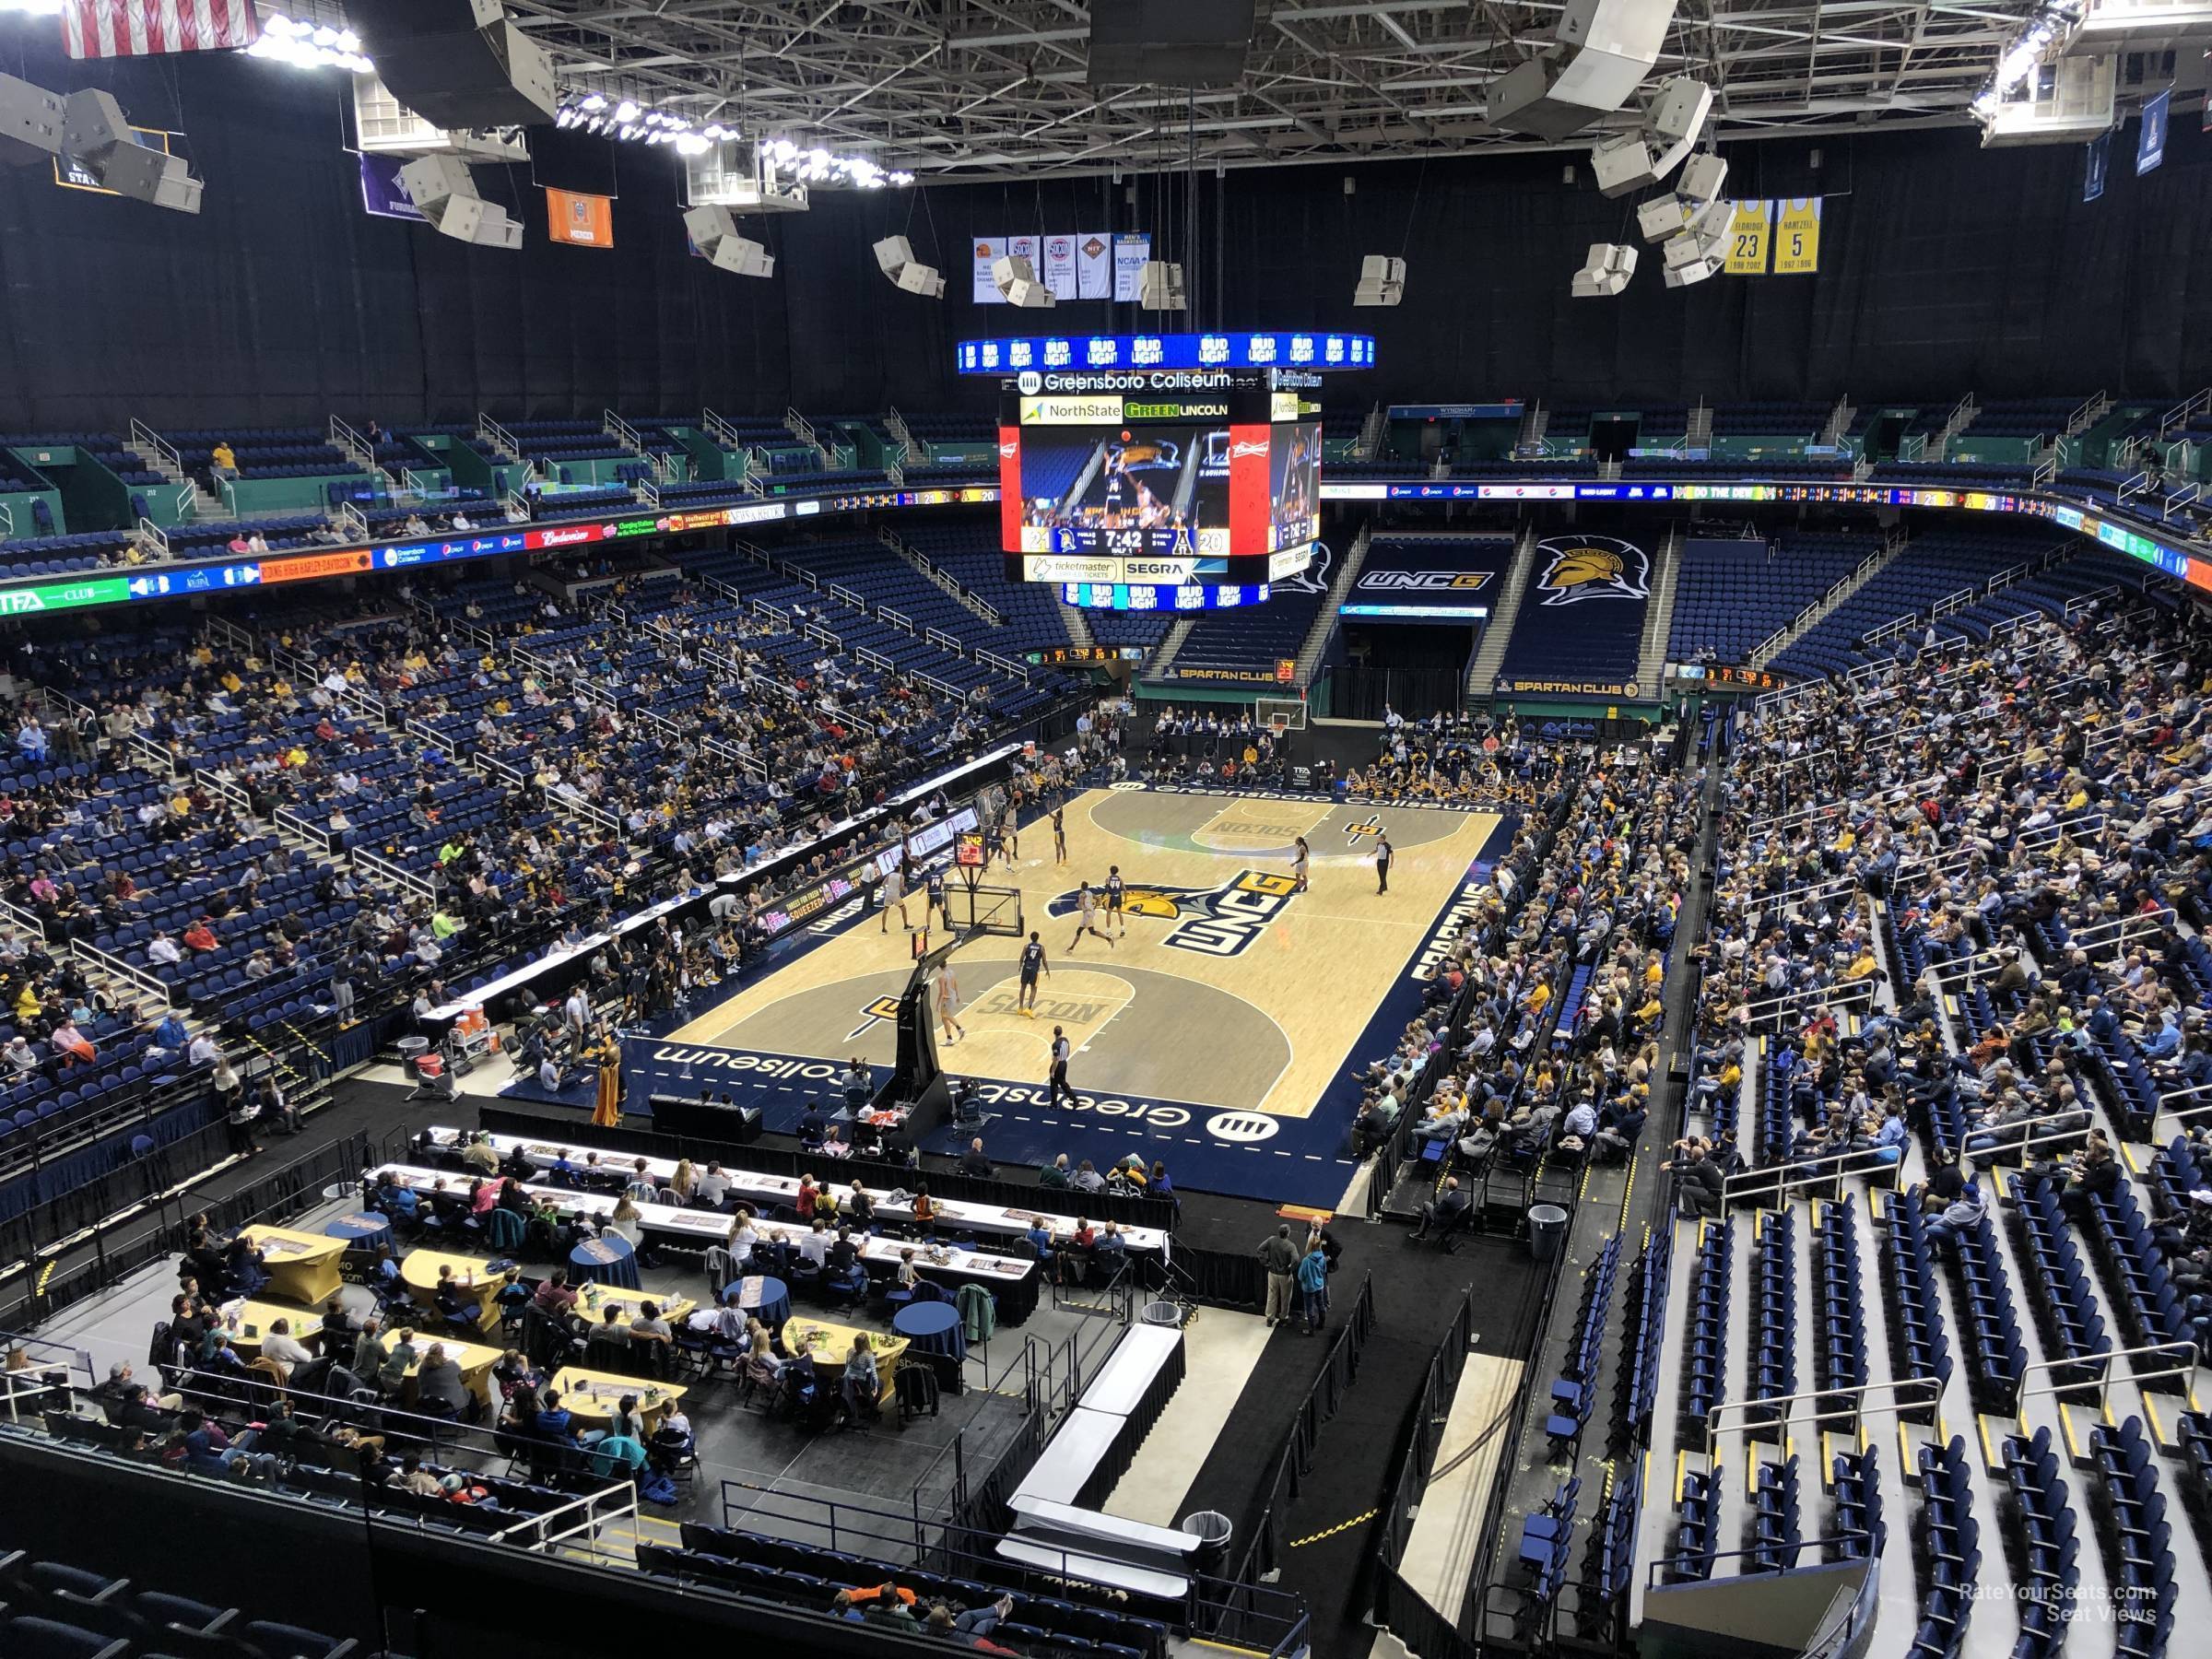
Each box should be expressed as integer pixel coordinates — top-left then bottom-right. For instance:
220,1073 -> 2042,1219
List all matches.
61,0 -> 261,59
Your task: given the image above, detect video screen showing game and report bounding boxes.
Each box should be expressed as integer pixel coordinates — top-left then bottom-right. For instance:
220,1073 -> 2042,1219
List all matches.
1269,420 -> 1320,551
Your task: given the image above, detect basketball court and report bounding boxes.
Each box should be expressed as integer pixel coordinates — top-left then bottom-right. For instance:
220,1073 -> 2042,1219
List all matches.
641,782 -> 1511,1206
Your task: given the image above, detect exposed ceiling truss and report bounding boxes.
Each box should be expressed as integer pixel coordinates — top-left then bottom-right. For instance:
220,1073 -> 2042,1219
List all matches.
483,0 -> 2050,180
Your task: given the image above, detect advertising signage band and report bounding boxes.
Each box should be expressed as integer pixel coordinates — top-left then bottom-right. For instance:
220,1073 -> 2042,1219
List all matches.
957,332 -> 1374,375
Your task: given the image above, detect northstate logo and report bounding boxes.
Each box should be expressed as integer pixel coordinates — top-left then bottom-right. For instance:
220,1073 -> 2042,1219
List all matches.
1046,870 -> 1300,957
1534,535 -> 1651,606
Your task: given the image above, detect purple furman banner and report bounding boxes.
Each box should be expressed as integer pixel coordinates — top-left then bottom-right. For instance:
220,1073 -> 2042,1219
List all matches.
359,154 -> 426,222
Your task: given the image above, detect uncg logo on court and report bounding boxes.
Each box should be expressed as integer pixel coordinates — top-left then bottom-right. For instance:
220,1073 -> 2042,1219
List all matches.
1046,870 -> 1300,958
1342,814 -> 1383,844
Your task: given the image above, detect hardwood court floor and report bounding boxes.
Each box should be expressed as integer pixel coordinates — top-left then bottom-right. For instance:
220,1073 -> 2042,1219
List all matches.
672,786 -> 1499,1124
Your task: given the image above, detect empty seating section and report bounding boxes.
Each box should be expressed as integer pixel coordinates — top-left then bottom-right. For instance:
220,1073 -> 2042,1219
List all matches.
1955,397 -> 2083,443
1666,533 -> 1876,665
0,1542 -> 363,1659
1747,1453 -> 1801,1572
1771,526 -> 2075,678
2083,1171 -> 2192,1353
901,524 -> 1071,644
649,1522 -> 1171,1655
162,428 -> 365,487
1546,1236 -> 1619,1441
1914,1437 -> 1979,1659
2091,1416 -> 2178,1659
1830,1445 -> 1883,1559
1882,1192 -> 1954,1396
1494,567 -> 1648,690
1951,1208 -> 2026,1409
1682,1218 -> 1731,1424
2009,1174 -> 2111,1375
1999,1426 -> 2079,1658
1671,1462 -> 1723,1582
1617,1228 -> 1671,1441
1708,401 -> 1829,438
1517,1477 -> 1580,1602
507,418 -> 629,466
1583,1461 -> 1641,1605
1750,1208 -> 1794,1412
1173,585 -> 1324,680
1812,1195 -> 1866,1395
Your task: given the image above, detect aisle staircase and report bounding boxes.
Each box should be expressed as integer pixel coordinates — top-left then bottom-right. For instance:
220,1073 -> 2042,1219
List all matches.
1148,617 -> 1198,679
1631,528 -> 1682,693
1463,528 -> 1538,700
127,420 -> 231,523
1822,396 -> 1856,448
1747,530 -> 1905,670
1292,522 -> 1371,685
1057,595 -> 1095,652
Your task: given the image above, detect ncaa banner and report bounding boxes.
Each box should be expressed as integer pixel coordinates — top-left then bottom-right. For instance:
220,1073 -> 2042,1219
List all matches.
1041,234 -> 1078,299
1077,231 -> 1112,299
1724,200 -> 1772,274
971,237 -> 1004,303
1112,233 -> 1150,302
1774,198 -> 1821,275
546,188 -> 613,249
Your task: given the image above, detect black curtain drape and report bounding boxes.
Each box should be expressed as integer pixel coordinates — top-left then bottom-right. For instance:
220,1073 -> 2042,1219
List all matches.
4,21 -> 2207,425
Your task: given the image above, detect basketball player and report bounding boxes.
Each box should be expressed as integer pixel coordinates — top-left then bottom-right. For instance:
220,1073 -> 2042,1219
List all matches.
1104,865 -> 1126,937
880,856 -> 909,933
1047,1025 -> 1075,1109
925,865 -> 947,929
1001,800 -> 1019,863
1052,805 -> 1067,865
1291,835 -> 1310,894
1017,931 -> 1049,1017
1066,882 -> 1114,952
936,962 -> 965,1045
1375,832 -> 1394,895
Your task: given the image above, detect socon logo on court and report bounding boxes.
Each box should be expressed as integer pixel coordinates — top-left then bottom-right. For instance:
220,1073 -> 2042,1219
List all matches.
1045,870 -> 1300,958
1533,535 -> 1650,606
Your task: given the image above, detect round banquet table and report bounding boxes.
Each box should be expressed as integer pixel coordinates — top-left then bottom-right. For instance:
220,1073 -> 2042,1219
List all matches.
324,1212 -> 394,1251
892,1300 -> 967,1363
720,1274 -> 792,1328
570,1233 -> 641,1290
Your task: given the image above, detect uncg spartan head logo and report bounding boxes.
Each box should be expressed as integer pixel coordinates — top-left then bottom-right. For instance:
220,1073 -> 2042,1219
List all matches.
1534,535 -> 1651,606
1046,870 -> 1299,958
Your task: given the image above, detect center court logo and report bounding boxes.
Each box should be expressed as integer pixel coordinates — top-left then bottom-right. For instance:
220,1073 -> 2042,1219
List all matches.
1046,869 -> 1300,957
1533,535 -> 1651,606
1342,814 -> 1383,844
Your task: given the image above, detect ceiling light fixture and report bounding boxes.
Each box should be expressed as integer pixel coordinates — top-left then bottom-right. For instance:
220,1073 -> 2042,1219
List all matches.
1971,1 -> 2083,118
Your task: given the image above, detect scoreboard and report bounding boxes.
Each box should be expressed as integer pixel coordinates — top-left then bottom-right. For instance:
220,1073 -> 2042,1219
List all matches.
996,364 -> 1321,597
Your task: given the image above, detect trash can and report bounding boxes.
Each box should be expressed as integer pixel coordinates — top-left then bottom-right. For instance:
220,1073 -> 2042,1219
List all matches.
1180,1510 -> 1232,1577
395,1035 -> 429,1078
1527,1204 -> 1570,1263
1141,1300 -> 1184,1329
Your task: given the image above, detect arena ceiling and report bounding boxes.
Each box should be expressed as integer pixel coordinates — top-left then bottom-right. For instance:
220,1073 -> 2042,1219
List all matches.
497,0 -> 2050,180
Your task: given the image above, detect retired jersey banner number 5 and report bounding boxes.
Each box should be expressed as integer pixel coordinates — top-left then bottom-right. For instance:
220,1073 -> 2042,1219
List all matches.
1725,201 -> 1772,274
1774,198 -> 1821,275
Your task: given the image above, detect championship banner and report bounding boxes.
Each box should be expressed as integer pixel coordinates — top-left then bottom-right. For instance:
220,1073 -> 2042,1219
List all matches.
546,188 -> 613,248
1112,233 -> 1150,302
1077,231 -> 1112,299
64,0 -> 257,57
1007,233 -> 1041,277
54,124 -> 179,195
2085,133 -> 2110,203
359,154 -> 427,222
2137,88 -> 2169,175
972,237 -> 1005,303
1774,198 -> 1821,275
1724,200 -> 1772,274
1042,234 -> 1078,299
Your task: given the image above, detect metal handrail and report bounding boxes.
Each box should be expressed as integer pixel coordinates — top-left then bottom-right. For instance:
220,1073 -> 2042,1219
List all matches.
1721,1143 -> 1892,1208
2014,1339 -> 2196,1411
1703,1371 -> 1943,1460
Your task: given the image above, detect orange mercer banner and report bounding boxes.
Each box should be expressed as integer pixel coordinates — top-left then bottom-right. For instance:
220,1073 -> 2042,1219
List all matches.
546,188 -> 614,249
